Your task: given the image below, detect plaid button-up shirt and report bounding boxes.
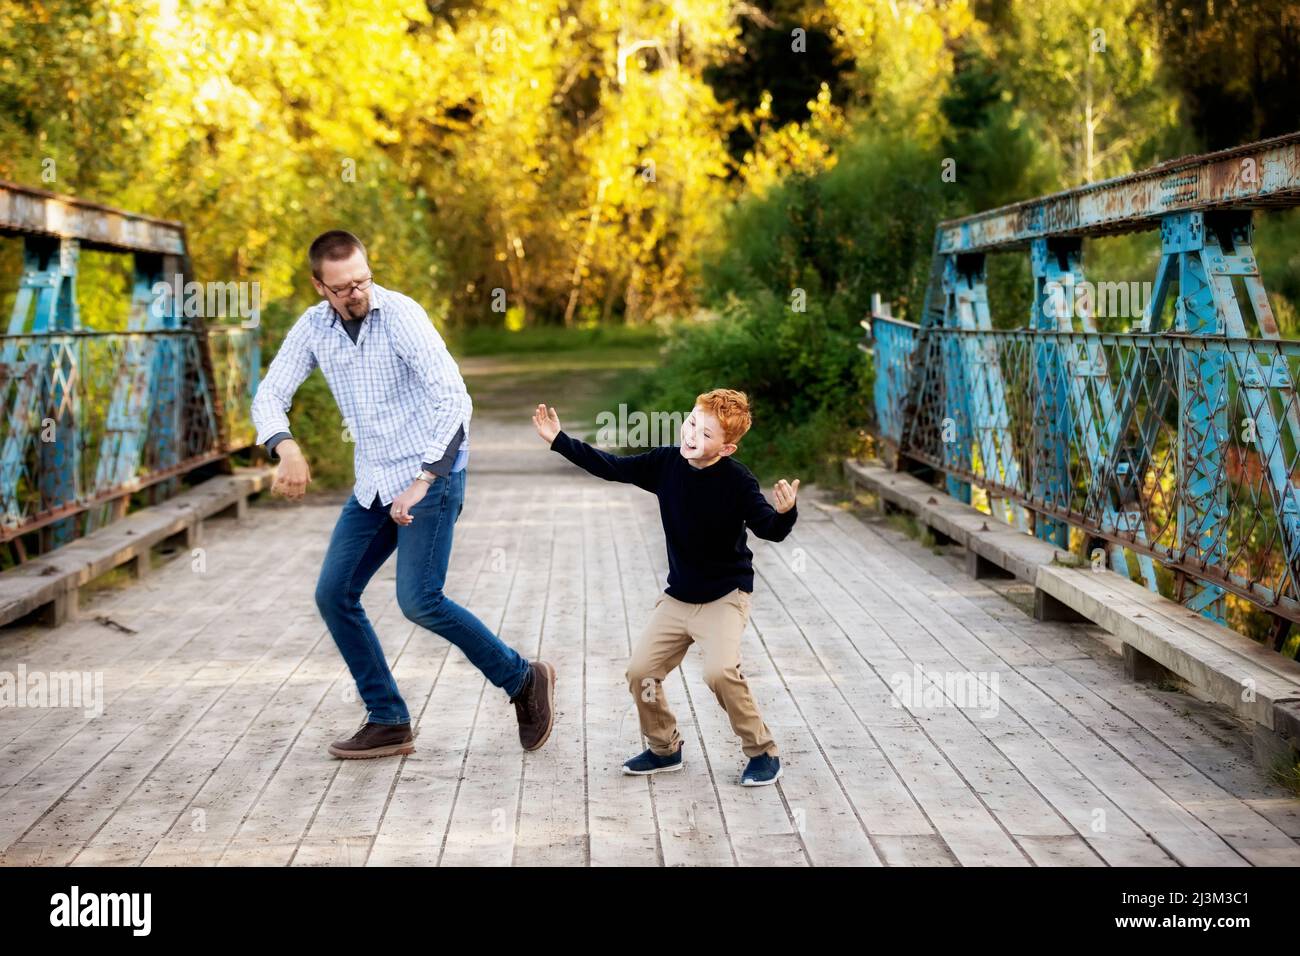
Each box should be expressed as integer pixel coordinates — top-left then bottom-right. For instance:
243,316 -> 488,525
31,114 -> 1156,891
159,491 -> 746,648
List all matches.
251,283 -> 472,507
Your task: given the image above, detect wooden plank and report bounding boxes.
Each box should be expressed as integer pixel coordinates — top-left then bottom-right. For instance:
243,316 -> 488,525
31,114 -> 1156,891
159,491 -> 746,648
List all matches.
0,509 -> 282,754
749,582 -> 956,866
514,483 -> 588,865
204,497 -> 418,867
140,615 -> 337,865
630,492 -> 809,867
801,506 -> 1173,865
430,485 -> 549,867
1037,565 -> 1300,727
293,484 -> 529,867
844,459 -> 1063,580
364,479 -> 541,865
7,428 -> 1297,866
610,486 -> 734,867
138,505 -> 437,865
752,518 -> 1036,866
0,470 -> 271,624
860,519 -> 1300,845
813,502 -> 1258,865
8,513 -> 321,864
0,506 -> 303,861
361,486 -> 515,867
731,605 -> 883,864
583,487 -> 660,866
761,553 -> 1096,865
72,609 -> 336,864
1024,663 -> 1300,866
845,458 -> 1300,734
361,502 -> 501,874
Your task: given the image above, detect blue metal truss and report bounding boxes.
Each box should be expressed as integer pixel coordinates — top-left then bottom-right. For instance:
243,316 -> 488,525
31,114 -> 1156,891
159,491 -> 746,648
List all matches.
2,237 -> 81,548
866,133 -> 1300,631
1031,237 -> 1160,589
0,181 -> 260,557
945,254 -> 1029,531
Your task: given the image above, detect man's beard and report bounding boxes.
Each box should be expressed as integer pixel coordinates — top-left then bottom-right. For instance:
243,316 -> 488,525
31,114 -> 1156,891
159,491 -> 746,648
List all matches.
343,295 -> 369,319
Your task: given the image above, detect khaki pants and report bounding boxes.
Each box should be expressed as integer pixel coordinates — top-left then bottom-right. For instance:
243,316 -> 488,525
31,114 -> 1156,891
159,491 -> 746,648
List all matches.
626,588 -> 777,759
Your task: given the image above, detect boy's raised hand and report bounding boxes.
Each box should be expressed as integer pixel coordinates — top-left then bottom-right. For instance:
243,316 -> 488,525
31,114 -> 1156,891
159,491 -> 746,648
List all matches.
532,403 -> 561,444
774,478 -> 800,513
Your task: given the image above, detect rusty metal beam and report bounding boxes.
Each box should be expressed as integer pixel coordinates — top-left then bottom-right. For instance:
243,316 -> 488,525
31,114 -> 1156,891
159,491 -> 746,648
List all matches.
937,132 -> 1300,254
0,448 -> 231,543
0,179 -> 185,255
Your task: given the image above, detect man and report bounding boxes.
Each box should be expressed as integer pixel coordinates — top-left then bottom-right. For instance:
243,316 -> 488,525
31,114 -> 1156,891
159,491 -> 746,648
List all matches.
251,230 -> 555,759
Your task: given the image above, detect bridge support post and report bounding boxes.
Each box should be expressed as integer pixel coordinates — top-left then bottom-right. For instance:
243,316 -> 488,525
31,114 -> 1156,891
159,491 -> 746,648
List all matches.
3,237 -> 83,551
1154,212 -> 1232,623
926,524 -> 956,546
36,587 -> 78,627
967,548 -> 1014,580
936,256 -> 973,506
89,253 -> 182,530
1033,587 -> 1089,623
898,253 -> 973,504
146,255 -> 187,507
1154,211 -> 1300,625
132,551 -> 152,580
945,254 -> 1029,531
1122,642 -> 1178,684
1029,239 -> 1075,548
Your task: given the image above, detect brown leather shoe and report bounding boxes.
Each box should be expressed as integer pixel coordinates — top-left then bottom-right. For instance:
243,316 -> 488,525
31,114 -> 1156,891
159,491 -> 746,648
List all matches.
328,720 -> 416,759
510,661 -> 556,751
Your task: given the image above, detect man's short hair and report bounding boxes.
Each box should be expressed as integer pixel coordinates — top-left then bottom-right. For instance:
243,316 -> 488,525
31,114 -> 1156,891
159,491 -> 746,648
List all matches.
309,230 -> 367,279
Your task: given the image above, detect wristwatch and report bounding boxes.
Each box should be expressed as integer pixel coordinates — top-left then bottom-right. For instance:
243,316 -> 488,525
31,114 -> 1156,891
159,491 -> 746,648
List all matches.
414,470 -> 437,485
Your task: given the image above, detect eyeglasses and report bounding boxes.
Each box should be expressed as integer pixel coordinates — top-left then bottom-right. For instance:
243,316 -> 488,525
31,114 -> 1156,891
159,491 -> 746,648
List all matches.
323,275 -> 374,296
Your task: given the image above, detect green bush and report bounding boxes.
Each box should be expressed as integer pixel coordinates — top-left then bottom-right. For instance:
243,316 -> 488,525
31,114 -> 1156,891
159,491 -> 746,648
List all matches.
617,292 -> 871,482
625,127 -> 958,481
701,134 -> 950,322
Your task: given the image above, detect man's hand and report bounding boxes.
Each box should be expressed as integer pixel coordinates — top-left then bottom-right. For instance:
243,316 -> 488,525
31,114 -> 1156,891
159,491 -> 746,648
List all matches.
390,477 -> 432,526
532,403 -> 561,444
271,441 -> 312,500
774,478 -> 800,514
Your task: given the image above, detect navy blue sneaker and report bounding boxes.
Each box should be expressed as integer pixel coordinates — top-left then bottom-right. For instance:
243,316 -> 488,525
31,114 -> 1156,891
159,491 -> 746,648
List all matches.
622,746 -> 683,775
741,753 -> 782,786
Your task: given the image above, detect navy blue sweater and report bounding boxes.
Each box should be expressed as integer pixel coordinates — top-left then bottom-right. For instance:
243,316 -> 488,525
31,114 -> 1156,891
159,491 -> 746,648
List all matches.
550,430 -> 797,604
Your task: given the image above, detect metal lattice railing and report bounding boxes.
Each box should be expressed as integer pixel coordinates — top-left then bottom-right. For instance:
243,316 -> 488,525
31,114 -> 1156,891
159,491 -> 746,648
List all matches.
864,133 -> 1300,646
0,180 -> 260,558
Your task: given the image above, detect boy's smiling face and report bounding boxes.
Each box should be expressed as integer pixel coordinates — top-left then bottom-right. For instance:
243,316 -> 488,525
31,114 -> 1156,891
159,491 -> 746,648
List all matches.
680,405 -> 737,468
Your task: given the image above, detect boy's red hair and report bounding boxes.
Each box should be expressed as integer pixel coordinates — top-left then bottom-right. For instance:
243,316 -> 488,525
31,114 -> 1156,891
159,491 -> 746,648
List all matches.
695,388 -> 752,445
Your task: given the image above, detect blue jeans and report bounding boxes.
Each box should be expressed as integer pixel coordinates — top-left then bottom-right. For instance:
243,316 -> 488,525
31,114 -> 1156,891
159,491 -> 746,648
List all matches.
314,469 -> 530,725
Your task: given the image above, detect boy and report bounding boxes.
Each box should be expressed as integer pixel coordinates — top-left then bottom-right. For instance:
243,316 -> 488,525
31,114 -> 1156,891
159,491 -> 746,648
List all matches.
531,389 -> 799,786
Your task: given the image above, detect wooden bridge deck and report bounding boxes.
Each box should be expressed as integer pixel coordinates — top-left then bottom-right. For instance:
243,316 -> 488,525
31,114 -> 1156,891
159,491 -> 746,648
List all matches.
2,410 -> 1300,867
